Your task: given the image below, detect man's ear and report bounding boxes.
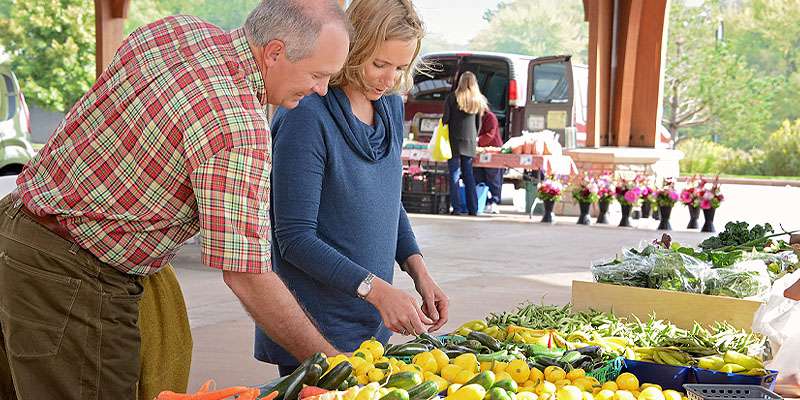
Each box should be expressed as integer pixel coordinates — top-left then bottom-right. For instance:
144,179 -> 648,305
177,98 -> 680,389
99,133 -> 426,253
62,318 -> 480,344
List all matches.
262,39 -> 286,67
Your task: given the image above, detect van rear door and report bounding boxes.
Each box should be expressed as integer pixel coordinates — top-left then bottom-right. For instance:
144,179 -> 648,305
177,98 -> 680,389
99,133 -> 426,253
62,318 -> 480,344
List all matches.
405,55 -> 458,141
525,56 -> 575,146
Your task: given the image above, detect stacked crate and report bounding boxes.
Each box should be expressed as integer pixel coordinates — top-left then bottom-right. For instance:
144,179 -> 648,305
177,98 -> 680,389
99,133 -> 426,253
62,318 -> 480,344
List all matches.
401,161 -> 450,214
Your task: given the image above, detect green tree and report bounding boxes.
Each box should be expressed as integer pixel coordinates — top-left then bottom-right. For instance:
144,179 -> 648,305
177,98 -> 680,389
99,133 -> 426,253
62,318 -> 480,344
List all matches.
469,0 -> 588,63
0,0 -> 95,112
126,0 -> 260,34
663,0 -> 777,149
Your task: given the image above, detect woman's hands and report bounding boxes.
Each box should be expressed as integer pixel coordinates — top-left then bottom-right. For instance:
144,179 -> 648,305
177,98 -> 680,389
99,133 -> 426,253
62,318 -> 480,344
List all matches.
366,278 -> 432,335
405,254 -> 449,332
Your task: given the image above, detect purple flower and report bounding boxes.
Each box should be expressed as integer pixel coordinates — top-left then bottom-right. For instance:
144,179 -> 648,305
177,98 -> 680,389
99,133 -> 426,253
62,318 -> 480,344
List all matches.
669,191 -> 679,201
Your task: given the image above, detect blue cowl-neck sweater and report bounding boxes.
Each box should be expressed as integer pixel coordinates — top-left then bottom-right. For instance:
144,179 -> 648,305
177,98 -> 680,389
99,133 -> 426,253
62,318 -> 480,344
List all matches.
254,88 -> 420,366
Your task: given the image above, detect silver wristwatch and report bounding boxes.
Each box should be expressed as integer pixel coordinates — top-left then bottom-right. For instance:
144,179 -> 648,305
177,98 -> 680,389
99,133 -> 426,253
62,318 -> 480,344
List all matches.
357,273 -> 376,299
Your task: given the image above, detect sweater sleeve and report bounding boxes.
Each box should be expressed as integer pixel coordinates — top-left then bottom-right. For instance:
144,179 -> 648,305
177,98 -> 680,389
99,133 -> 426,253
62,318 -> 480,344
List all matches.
271,105 -> 370,298
442,95 -> 451,125
395,204 -> 421,265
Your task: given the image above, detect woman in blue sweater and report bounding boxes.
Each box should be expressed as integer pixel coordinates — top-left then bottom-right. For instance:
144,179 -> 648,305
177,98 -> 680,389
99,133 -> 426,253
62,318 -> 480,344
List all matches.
255,0 -> 449,375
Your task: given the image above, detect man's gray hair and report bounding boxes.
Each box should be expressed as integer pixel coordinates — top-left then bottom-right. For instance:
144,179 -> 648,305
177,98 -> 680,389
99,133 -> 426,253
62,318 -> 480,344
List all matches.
245,0 -> 348,62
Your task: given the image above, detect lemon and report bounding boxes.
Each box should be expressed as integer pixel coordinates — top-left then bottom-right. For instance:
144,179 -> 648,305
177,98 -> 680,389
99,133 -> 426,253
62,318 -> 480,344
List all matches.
640,385 -> 662,392
535,382 -> 558,396
442,364 -> 464,383
455,369 -> 476,384
596,390 -> 615,400
614,391 -> 636,400
448,384 -> 463,396
431,348 -> 450,372
572,378 -> 595,391
662,390 -> 682,400
566,369 -> 586,381
454,353 -> 479,374
529,368 -> 545,386
583,393 -> 595,400
450,384 -> 487,400
359,338 -> 385,360
518,392 -> 540,400
368,367 -> 386,383
508,360 -> 532,384
493,362 -> 509,374
638,388 -> 665,400
615,373 -> 640,392
601,382 -> 618,392
544,367 -> 567,383
556,385 -> 583,400
555,379 -> 573,388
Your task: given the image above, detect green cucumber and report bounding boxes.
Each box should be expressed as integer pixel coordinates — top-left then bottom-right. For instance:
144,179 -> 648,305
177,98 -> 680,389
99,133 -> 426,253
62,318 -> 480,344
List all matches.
558,351 -> 582,365
464,371 -> 496,391
468,331 -> 501,352
385,371 -> 424,391
317,361 -> 353,390
380,388 -> 410,400
303,364 -> 324,386
407,381 -> 440,400
418,333 -> 445,348
487,387 -> 512,400
463,340 -> 484,351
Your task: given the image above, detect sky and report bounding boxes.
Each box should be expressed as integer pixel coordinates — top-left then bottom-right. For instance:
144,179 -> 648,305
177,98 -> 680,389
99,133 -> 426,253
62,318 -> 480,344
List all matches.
413,0 -> 503,46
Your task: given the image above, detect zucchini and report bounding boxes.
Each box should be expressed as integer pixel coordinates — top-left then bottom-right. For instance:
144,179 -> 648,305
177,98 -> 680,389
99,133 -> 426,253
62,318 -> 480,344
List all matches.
317,361 -> 353,390
559,351 -> 583,365
380,388 -> 410,400
385,371 -> 424,391
281,368 -> 308,400
492,379 -> 519,394
303,364 -> 324,386
407,381 -> 440,400
487,387 -> 512,400
464,371 -> 496,391
463,340 -> 484,351
468,331 -> 501,352
385,343 -> 431,357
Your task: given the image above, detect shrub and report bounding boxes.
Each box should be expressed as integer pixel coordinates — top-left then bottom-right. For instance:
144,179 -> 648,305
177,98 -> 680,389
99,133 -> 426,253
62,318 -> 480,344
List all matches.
758,120 -> 800,176
677,138 -> 759,175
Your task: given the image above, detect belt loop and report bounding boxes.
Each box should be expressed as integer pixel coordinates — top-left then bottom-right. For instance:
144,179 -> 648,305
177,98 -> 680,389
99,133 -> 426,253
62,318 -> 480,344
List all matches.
69,242 -> 80,256
5,191 -> 23,219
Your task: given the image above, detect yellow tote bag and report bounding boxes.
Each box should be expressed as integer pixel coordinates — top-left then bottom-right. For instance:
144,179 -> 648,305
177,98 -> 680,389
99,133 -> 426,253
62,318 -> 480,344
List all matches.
430,119 -> 452,161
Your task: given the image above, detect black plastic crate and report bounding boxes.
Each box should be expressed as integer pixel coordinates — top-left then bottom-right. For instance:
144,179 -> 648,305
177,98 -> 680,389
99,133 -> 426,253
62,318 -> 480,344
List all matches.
403,171 -> 449,194
402,192 -> 450,214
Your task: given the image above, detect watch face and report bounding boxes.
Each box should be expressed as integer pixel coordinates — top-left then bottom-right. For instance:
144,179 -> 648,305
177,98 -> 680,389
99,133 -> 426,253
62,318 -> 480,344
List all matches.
358,281 -> 371,297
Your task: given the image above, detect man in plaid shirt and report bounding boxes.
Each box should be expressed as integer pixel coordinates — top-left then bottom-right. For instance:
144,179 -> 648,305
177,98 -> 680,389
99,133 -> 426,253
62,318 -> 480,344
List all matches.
0,0 -> 349,398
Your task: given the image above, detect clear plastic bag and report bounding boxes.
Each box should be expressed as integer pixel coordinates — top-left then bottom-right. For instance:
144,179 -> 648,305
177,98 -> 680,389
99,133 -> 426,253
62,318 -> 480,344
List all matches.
704,260 -> 772,299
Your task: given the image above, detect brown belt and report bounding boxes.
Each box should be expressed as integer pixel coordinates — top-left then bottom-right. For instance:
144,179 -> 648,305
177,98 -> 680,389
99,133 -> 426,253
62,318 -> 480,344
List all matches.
18,202 -> 78,245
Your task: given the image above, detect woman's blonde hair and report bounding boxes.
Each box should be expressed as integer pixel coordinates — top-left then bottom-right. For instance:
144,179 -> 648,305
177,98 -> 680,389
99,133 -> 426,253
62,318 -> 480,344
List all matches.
455,72 -> 488,115
330,0 -> 425,93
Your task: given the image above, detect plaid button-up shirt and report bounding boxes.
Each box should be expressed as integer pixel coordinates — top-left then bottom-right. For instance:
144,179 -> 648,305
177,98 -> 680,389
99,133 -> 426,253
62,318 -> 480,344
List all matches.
16,16 -> 272,275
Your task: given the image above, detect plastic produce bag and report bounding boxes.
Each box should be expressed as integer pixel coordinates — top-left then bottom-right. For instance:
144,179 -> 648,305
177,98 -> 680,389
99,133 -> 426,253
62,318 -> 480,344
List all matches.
752,270 -> 800,397
429,120 -> 452,161
704,260 -> 772,299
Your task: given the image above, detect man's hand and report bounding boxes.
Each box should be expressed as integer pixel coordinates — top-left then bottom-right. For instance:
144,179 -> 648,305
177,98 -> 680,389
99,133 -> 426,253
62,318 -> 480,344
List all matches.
366,278 -> 433,336
405,255 -> 449,332
223,270 -> 339,360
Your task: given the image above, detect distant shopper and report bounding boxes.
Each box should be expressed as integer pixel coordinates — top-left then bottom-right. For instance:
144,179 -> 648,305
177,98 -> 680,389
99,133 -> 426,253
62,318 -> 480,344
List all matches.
473,107 -> 504,214
443,71 -> 485,215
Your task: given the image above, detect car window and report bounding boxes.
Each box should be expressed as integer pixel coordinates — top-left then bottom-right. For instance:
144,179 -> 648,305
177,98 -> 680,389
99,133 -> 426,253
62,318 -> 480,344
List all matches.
411,58 -> 457,101
532,62 -> 569,103
1,74 -> 17,122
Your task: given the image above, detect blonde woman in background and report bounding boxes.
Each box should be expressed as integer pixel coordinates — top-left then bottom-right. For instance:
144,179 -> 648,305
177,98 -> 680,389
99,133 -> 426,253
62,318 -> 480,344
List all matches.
443,71 -> 487,215
256,0 -> 449,376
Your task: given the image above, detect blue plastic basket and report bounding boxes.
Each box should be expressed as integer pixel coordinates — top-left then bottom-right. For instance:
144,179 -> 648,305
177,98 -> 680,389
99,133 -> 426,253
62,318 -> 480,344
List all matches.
692,367 -> 779,391
622,359 -> 693,391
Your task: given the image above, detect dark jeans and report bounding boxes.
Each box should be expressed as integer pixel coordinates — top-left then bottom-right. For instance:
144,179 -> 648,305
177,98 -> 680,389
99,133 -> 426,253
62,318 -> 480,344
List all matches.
279,364 -> 300,377
448,155 -> 477,215
0,194 -> 144,400
473,167 -> 504,205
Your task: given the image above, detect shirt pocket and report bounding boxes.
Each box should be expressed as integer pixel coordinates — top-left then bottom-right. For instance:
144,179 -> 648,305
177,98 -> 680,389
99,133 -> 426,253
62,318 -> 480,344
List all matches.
0,252 -> 81,358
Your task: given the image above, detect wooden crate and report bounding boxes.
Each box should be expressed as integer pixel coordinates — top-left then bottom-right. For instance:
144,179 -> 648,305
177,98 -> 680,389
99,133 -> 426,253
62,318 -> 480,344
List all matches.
571,280 -> 763,330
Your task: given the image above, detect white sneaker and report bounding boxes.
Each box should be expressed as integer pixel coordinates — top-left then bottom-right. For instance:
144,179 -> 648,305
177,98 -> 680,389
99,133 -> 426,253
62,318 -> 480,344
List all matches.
483,203 -> 493,214
491,204 -> 501,214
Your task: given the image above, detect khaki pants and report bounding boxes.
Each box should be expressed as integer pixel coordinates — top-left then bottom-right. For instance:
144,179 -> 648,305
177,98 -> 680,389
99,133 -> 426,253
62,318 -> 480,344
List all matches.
138,265 -> 192,400
0,195 -> 143,399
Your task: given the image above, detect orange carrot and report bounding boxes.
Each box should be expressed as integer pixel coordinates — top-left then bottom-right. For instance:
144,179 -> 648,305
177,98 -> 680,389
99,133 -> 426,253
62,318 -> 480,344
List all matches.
260,390 -> 280,400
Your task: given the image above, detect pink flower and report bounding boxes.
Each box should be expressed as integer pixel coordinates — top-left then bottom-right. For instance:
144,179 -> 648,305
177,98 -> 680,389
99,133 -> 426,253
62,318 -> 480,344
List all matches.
703,190 -> 714,200
680,191 -> 692,204
700,199 -> 712,209
624,190 -> 639,203
669,191 -> 679,201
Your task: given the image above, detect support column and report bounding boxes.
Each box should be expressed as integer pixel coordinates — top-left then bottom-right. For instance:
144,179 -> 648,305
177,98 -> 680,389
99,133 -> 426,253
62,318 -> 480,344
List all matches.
95,0 -> 130,78
585,0 -> 613,148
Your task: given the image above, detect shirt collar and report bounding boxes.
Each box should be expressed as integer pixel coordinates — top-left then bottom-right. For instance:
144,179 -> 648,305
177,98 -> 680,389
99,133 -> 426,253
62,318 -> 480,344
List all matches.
230,27 -> 266,104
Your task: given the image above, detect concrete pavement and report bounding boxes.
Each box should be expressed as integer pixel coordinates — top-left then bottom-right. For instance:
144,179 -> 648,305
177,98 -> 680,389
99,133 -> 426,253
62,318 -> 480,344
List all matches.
173,214 -> 713,389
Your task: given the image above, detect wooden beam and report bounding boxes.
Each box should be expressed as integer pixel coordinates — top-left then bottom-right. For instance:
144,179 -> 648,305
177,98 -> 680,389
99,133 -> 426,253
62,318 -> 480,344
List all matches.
95,0 -> 130,78
586,0 -> 613,148
629,0 -> 669,147
612,0 -> 643,148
